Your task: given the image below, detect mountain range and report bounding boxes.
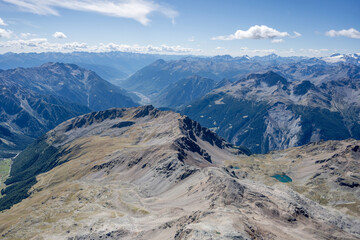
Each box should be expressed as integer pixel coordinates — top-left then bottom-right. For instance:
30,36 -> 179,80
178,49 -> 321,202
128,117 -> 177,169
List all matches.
182,71 -> 360,153
0,62 -> 138,157
116,54 -> 360,153
0,52 -> 360,239
1,53 -> 360,155
0,105 -> 358,239
0,52 -> 183,85
120,53 -> 360,97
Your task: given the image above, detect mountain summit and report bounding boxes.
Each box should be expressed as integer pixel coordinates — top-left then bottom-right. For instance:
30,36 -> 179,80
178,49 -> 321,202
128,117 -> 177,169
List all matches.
0,106 -> 358,239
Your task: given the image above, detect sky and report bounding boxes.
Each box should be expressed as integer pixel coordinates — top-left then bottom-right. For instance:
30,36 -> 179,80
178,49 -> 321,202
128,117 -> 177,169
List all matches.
0,0 -> 359,57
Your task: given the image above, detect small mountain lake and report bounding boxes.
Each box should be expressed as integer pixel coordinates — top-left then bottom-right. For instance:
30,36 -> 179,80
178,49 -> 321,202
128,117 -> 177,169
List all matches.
271,174 -> 292,183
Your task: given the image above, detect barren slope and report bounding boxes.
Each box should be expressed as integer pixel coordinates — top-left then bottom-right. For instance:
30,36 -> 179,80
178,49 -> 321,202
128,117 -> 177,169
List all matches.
226,139 -> 360,217
0,106 -> 359,240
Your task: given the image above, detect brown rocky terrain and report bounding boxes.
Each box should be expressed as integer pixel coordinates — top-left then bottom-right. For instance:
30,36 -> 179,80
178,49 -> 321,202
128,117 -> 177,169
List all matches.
0,106 -> 359,239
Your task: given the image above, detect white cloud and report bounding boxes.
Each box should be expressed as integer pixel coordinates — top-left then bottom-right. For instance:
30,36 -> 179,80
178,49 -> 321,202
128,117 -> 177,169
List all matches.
0,28 -> 13,38
292,31 -> 301,38
326,28 -> 360,39
249,49 -> 276,54
53,31 -> 67,39
20,32 -> 35,38
300,48 -> 329,55
271,39 -> 283,43
0,18 -> 7,26
3,0 -> 178,25
212,25 -> 289,40
188,36 -> 195,42
234,46 -> 276,56
215,46 -> 227,51
0,38 -> 201,54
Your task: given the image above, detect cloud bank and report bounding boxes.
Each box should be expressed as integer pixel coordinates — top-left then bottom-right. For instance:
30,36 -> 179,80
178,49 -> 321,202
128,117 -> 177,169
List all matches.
212,25 -> 290,40
53,32 -> 67,39
326,28 -> 360,39
3,0 -> 178,25
0,38 -> 200,54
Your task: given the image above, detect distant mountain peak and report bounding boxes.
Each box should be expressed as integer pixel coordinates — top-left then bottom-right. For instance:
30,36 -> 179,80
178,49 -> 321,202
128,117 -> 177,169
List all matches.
265,53 -> 279,59
247,71 -> 288,86
216,78 -> 232,88
40,62 -> 78,69
152,59 -> 166,65
323,53 -> 360,64
330,53 -> 342,57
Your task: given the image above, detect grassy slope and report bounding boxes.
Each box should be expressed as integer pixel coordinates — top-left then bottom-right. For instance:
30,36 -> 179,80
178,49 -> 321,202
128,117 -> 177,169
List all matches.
0,136 -> 65,211
0,158 -> 11,197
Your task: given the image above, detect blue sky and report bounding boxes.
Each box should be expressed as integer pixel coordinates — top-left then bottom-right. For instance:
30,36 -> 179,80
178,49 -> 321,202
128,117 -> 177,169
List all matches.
0,0 -> 359,56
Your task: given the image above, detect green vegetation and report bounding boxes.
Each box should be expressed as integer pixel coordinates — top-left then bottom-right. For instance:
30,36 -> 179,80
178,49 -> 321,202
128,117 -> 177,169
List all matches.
183,92 -> 360,154
0,158 -> 11,196
182,93 -> 269,153
291,105 -> 351,145
0,135 -> 65,211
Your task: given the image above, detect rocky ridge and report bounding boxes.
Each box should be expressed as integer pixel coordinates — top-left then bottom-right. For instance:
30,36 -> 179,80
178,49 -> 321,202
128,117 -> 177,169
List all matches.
0,106 -> 359,239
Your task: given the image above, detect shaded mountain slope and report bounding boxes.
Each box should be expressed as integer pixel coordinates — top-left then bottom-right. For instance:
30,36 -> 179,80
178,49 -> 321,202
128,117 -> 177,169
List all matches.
120,57 -> 254,96
0,80 -> 90,157
182,71 -> 360,153
153,75 -> 230,109
0,62 -> 138,111
0,62 -> 139,156
0,106 -> 358,239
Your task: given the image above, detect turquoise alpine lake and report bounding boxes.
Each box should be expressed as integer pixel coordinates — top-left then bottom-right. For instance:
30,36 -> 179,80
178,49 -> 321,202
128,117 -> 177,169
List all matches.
271,174 -> 292,183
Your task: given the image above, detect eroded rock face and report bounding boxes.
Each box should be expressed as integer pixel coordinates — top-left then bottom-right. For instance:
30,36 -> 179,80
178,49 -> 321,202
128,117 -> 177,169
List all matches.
0,106 -> 359,240
263,103 -> 302,151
